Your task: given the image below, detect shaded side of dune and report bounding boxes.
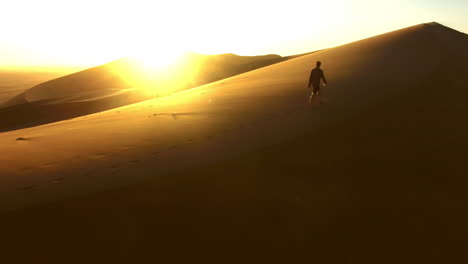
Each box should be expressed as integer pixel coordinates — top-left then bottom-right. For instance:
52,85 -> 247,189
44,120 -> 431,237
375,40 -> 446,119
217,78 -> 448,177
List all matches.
0,90 -> 147,132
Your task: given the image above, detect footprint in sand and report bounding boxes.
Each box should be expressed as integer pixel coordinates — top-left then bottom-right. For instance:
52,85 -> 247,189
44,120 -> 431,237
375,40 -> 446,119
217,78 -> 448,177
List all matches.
90,153 -> 107,160
19,185 -> 36,191
42,163 -> 58,169
50,177 -> 64,184
21,167 -> 33,172
16,137 -> 30,141
120,146 -> 132,151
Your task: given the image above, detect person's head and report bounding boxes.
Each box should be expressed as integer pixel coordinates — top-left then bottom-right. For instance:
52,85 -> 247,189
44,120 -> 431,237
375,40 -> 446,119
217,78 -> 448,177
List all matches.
316,61 -> 322,68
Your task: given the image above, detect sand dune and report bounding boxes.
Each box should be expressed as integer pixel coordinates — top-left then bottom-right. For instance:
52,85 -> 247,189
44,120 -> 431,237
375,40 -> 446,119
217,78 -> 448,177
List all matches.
0,22 -> 467,263
5,53 -> 289,107
0,53 -> 289,132
0,68 -> 78,104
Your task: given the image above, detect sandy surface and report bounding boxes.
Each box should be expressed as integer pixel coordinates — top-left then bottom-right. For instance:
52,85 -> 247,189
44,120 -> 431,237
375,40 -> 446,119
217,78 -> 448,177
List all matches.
0,54 -> 288,132
0,22 -> 467,263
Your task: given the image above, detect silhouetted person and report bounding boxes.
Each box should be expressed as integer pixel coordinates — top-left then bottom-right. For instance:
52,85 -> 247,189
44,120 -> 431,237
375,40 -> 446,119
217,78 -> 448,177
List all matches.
308,61 -> 327,104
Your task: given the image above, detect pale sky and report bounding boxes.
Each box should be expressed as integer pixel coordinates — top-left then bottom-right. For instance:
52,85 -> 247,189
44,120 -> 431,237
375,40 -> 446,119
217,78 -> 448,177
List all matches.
0,0 -> 467,67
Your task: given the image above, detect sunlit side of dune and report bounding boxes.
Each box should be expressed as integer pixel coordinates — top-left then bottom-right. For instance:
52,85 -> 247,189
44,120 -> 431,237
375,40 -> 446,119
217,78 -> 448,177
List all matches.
0,22 -> 467,263
0,53 -> 289,132
5,53 -> 287,106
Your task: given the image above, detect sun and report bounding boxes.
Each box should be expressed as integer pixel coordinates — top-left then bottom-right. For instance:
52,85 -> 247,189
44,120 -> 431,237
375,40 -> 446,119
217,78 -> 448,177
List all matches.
133,51 -> 184,70
112,45 -> 200,97
130,41 -> 189,71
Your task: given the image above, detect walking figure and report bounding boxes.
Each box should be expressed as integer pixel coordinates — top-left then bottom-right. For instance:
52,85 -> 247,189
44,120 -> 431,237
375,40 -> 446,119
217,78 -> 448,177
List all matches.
308,61 -> 327,104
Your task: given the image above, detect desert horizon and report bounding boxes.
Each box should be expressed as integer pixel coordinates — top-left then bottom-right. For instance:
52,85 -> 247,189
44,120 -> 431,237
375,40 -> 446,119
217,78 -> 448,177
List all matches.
1,1 -> 468,261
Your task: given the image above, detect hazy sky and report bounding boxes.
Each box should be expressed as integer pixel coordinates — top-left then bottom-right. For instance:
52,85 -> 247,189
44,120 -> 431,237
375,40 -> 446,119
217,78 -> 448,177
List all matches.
0,0 -> 467,67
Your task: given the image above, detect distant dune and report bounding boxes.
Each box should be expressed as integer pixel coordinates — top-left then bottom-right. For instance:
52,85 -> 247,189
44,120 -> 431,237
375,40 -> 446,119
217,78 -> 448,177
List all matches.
1,22 -> 467,263
0,69 -> 78,104
0,53 -> 289,132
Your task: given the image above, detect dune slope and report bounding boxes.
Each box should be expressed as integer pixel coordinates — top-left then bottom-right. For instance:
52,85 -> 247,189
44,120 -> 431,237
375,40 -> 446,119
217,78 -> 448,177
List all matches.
0,22 -> 468,263
0,53 -> 288,132
0,69 -> 79,104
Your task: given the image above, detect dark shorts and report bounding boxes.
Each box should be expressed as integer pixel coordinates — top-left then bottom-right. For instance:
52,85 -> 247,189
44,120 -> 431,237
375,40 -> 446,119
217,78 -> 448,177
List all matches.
312,84 -> 320,93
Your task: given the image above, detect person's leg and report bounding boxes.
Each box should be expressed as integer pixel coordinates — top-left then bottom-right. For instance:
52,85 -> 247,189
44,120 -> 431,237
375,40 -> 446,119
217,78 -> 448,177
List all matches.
311,84 -> 320,104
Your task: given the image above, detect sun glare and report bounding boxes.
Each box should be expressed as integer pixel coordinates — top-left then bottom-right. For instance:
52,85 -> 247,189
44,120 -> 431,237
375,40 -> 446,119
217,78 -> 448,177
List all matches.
104,46 -> 204,98
133,50 -> 186,70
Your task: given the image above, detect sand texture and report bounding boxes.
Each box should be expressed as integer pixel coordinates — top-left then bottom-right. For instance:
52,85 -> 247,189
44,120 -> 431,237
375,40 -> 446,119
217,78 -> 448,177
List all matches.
0,22 -> 467,263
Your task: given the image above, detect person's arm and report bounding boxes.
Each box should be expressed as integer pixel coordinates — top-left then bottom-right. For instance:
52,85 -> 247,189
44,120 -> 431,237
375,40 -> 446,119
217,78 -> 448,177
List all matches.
321,71 -> 327,85
308,71 -> 313,88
